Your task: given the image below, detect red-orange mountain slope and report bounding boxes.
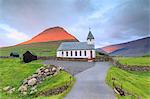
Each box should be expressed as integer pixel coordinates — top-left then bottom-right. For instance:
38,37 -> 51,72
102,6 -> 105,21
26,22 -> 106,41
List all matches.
19,26 -> 78,45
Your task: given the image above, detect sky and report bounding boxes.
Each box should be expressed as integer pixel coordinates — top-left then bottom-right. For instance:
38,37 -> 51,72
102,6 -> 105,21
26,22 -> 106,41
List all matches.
0,0 -> 149,48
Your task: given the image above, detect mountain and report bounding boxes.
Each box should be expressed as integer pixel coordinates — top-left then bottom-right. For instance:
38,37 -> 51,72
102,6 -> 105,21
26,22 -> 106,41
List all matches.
0,27 -> 78,56
100,37 -> 150,56
19,26 -> 78,45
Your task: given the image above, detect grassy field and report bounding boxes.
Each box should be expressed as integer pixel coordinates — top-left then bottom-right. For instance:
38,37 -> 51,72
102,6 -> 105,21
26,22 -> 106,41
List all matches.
0,40 -> 77,57
115,57 -> 150,66
0,58 -> 75,99
106,66 -> 150,99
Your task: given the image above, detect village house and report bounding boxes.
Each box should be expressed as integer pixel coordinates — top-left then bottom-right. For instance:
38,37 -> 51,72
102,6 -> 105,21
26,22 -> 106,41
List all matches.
57,30 -> 96,59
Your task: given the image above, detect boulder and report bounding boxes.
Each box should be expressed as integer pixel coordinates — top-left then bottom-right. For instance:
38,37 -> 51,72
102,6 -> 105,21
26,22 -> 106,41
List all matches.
3,86 -> 11,91
58,66 -> 63,70
32,74 -> 38,78
30,89 -> 37,94
31,86 -> 37,91
28,78 -> 37,86
7,88 -> 15,94
52,67 -> 57,72
18,85 -> 28,92
23,92 -> 27,95
11,88 -> 15,92
44,69 -> 49,73
22,79 -> 28,85
36,68 -> 41,73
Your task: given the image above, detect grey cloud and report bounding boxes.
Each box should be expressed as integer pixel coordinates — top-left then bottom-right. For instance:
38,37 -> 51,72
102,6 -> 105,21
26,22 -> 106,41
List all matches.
0,0 -> 78,34
0,0 -> 149,47
73,0 -> 95,14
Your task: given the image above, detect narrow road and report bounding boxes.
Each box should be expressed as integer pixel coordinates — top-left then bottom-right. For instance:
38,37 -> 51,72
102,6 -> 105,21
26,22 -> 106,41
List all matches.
43,60 -> 96,75
65,62 -> 115,99
43,60 -> 115,99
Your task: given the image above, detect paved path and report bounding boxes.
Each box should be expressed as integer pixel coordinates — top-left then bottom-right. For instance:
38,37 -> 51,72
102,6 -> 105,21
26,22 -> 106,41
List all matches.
43,60 -> 115,99
65,62 -> 115,99
43,60 -> 96,75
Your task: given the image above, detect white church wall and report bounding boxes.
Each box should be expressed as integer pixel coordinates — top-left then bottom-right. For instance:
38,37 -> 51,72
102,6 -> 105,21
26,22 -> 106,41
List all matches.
57,50 -> 96,59
57,51 -> 62,57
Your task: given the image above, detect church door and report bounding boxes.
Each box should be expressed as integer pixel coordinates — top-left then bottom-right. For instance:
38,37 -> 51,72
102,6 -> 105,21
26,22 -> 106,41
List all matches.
90,50 -> 93,59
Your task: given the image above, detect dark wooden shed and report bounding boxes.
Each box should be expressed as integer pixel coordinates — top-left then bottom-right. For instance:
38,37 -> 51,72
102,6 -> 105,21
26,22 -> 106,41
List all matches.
10,52 -> 19,57
23,51 -> 37,63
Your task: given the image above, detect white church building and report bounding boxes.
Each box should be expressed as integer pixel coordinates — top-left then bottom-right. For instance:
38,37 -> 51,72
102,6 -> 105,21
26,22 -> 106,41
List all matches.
57,30 -> 96,59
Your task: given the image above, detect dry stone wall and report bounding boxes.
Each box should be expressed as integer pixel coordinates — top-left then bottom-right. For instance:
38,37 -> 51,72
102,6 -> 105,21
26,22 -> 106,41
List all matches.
109,57 -> 150,71
18,65 -> 62,95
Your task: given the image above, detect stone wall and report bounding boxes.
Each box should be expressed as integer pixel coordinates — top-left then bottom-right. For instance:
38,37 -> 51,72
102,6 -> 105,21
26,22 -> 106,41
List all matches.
109,57 -> 150,71
18,64 -> 62,95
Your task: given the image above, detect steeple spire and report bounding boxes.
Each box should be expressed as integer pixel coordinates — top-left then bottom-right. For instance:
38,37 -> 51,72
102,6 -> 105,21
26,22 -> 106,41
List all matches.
87,28 -> 94,40
87,28 -> 95,45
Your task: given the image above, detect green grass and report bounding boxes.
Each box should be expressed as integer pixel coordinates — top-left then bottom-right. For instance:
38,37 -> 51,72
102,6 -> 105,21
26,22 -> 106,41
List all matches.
115,57 -> 150,66
106,66 -> 150,99
36,71 -> 75,99
0,58 -> 75,99
0,40 -> 77,57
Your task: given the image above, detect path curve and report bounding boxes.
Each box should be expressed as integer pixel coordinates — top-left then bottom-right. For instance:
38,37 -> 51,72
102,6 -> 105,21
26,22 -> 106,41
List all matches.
65,62 -> 115,99
43,60 -> 115,99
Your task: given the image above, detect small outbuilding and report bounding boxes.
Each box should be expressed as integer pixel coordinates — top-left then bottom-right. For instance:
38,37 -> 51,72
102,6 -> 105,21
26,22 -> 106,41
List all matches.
23,51 -> 37,63
10,52 -> 19,57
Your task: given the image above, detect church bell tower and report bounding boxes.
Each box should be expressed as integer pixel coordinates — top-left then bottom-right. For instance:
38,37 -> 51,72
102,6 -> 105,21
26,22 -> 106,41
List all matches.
87,29 -> 95,45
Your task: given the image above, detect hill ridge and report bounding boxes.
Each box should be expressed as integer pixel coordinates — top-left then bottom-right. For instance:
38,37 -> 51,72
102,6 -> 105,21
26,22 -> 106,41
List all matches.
19,26 -> 78,45
100,37 -> 150,56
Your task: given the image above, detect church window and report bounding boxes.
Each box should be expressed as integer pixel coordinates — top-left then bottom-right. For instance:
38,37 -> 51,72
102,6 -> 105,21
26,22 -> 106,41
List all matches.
80,51 -> 82,56
84,51 -> 86,56
75,51 -> 77,56
66,51 -> 68,56
71,51 -> 72,56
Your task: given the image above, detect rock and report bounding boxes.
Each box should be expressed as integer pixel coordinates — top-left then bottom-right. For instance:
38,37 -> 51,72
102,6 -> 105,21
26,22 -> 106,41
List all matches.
58,66 -> 63,70
52,67 -> 56,72
30,89 -> 37,94
44,69 -> 49,73
3,86 -> 11,91
23,92 -> 27,95
18,85 -> 27,92
40,67 -> 44,70
27,76 -> 33,80
7,88 -> 15,94
38,71 -> 44,75
31,86 -> 37,91
11,88 -> 15,92
32,74 -> 38,78
22,79 -> 28,85
36,68 -> 41,73
7,90 -> 13,94
28,78 -> 37,86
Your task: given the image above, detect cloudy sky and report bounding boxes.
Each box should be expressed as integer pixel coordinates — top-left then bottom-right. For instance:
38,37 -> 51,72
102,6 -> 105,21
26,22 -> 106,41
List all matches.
0,0 -> 149,47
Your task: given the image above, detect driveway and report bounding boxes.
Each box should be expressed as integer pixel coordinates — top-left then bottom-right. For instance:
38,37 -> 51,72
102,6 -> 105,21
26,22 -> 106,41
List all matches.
43,60 -> 96,75
43,60 -> 115,99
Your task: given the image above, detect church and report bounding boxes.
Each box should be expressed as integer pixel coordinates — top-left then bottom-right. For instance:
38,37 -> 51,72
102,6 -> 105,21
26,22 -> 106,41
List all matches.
56,30 -> 96,59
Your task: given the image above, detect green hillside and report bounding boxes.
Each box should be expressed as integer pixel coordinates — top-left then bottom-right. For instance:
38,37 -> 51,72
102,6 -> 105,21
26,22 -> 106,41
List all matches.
106,56 -> 150,99
0,58 -> 75,99
106,66 -> 150,99
0,40 -> 77,56
115,57 -> 150,66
